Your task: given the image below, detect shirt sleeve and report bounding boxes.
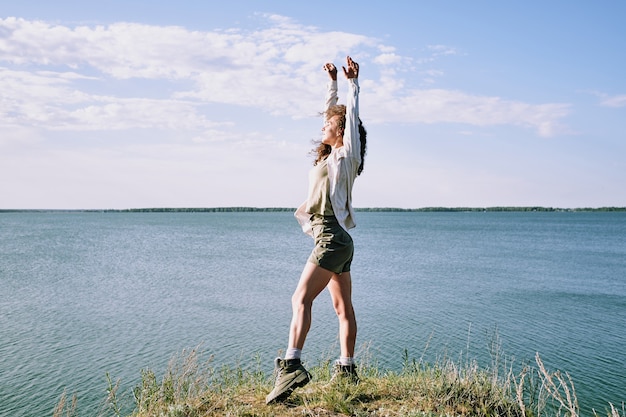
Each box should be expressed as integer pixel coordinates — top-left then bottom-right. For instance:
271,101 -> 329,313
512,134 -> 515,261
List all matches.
325,79 -> 338,111
343,78 -> 361,163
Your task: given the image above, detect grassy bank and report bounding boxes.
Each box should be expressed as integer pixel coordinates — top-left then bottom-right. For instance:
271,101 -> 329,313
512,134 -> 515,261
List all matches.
54,349 -> 624,417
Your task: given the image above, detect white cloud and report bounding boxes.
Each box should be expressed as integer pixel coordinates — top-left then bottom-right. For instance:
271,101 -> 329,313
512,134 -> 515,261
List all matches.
364,83 -> 565,132
427,44 -> 458,57
0,68 -> 221,131
599,94 -> 626,108
364,85 -> 570,137
585,90 -> 626,108
373,53 -> 403,66
0,16 -> 570,137
61,98 -> 223,131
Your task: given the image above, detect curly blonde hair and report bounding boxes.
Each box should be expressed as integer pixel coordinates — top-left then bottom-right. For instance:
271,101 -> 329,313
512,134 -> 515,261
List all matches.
325,104 -> 346,131
312,104 -> 367,176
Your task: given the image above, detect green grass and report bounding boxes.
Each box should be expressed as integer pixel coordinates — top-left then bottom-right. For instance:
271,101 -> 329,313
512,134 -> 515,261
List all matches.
54,347 -> 624,417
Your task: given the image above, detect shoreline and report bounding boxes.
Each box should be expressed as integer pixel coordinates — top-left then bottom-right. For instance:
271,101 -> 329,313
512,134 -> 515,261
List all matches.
53,349 -> 623,417
2,206 -> 626,213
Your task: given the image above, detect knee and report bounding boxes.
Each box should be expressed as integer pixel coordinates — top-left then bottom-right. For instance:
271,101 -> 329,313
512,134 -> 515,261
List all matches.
334,302 -> 355,321
291,291 -> 312,311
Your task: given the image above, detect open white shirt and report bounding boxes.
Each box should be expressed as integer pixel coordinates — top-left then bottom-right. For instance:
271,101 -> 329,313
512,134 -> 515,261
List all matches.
295,78 -> 361,236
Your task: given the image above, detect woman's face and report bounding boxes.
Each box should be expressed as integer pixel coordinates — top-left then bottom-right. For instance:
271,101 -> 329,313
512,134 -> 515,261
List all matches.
322,115 -> 343,146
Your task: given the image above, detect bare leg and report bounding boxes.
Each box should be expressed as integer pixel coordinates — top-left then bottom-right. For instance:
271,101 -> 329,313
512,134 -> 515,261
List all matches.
288,262 -> 334,350
327,271 -> 357,358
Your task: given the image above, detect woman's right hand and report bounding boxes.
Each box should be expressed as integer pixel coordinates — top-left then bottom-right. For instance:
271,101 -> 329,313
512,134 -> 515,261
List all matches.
323,63 -> 338,80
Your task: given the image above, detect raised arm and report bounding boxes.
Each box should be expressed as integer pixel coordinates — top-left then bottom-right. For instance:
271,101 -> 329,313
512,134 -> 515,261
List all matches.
323,62 -> 338,111
342,56 -> 360,162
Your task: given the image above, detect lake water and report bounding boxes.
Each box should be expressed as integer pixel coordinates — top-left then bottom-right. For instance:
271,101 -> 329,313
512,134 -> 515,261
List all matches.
1,211 -> 625,416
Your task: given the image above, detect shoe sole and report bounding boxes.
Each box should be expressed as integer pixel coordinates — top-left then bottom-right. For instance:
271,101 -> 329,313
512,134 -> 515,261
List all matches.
265,371 -> 311,404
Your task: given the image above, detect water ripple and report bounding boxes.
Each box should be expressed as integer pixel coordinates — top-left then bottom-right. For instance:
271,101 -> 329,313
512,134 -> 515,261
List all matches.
1,211 -> 625,416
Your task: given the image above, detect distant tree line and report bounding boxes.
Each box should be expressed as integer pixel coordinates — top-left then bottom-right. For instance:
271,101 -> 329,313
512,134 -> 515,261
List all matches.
119,207 -> 294,213
355,207 -> 626,212
1,207 -> 625,213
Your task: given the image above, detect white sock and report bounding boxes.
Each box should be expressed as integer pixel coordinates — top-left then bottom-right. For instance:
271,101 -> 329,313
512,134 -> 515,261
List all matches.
338,356 -> 355,366
285,348 -> 301,360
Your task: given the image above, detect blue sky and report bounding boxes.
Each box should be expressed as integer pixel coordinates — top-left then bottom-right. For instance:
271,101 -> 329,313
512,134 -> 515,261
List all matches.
1,1 -> 625,209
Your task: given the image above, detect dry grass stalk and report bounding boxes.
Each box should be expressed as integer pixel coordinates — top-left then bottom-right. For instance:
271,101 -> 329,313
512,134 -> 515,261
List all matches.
53,347 -> 626,417
52,390 -> 77,417
535,352 -> 579,417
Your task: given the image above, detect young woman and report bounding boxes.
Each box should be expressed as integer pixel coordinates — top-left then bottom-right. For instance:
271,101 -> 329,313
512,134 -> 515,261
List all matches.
266,56 -> 367,404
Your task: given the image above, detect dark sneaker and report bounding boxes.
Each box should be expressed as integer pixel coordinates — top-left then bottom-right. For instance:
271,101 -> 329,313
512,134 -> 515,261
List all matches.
265,358 -> 311,404
330,361 -> 359,384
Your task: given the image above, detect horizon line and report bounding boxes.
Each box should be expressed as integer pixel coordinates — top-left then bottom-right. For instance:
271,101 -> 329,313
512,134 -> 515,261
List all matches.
2,206 -> 625,213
